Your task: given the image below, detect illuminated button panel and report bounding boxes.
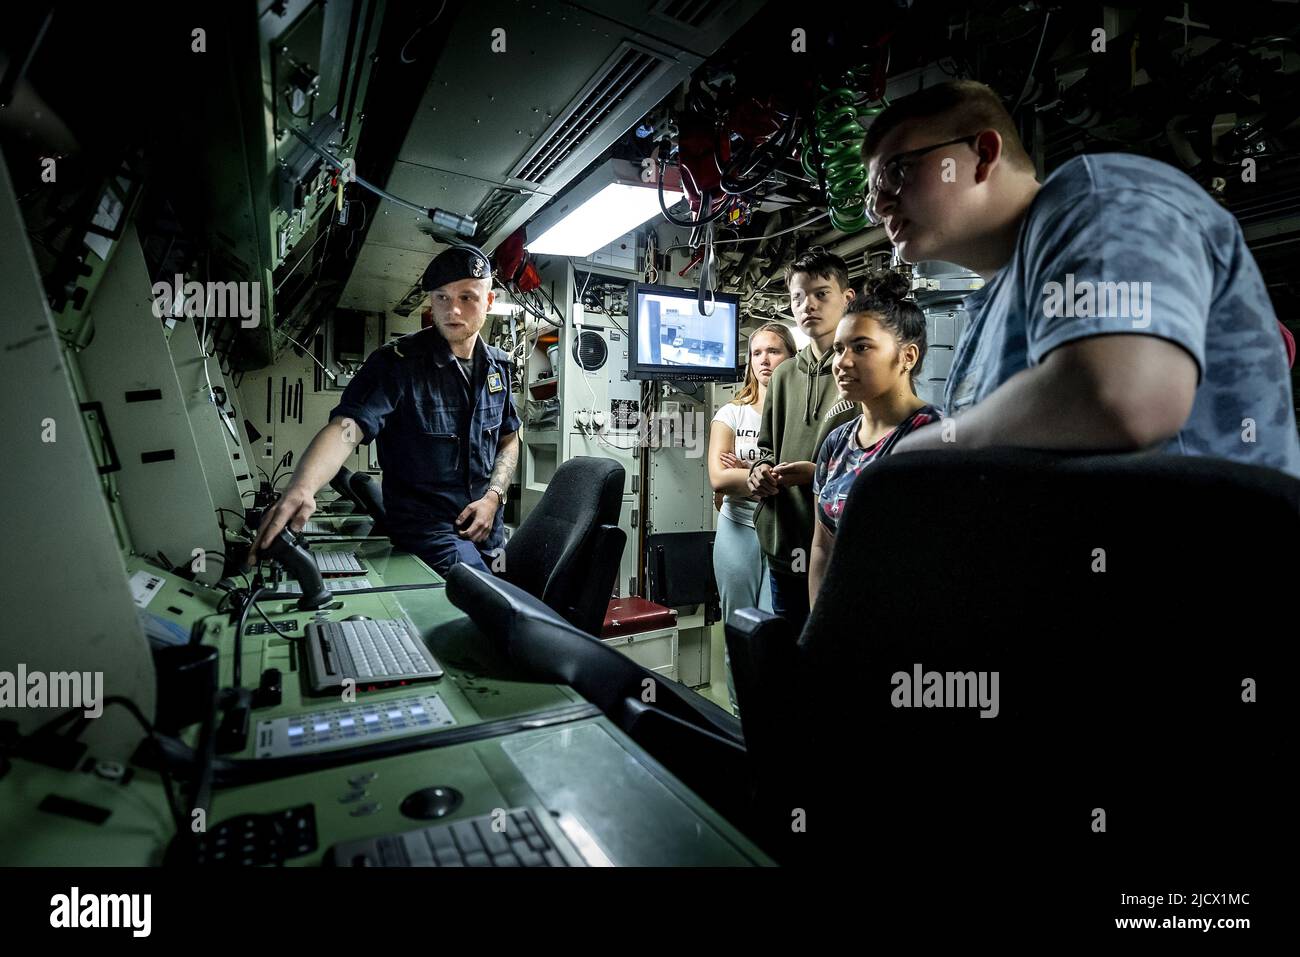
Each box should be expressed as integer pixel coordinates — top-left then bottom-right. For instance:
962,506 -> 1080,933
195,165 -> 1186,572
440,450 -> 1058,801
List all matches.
255,693 -> 455,758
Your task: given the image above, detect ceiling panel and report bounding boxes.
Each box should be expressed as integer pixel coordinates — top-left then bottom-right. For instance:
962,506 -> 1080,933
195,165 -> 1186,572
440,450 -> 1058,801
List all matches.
339,0 -> 762,312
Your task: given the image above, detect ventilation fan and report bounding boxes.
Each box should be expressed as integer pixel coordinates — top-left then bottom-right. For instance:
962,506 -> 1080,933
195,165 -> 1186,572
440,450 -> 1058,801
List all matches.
572,330 -> 609,371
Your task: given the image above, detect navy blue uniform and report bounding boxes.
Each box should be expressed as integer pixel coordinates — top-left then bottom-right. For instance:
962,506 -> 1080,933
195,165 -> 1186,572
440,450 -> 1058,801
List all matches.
329,326 -> 520,575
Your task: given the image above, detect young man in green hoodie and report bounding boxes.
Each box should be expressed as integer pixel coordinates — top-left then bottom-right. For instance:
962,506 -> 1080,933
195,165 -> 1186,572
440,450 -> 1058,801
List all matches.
747,249 -> 859,635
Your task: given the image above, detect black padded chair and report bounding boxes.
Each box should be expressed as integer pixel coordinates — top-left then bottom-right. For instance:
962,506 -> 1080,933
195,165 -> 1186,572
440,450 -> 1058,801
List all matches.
348,471 -> 386,535
727,449 -> 1298,866
329,465 -> 364,511
445,563 -> 752,827
645,531 -> 721,624
502,456 -> 625,637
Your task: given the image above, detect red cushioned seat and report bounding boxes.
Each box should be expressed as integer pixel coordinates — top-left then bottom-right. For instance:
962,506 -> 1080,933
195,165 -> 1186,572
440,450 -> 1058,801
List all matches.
602,598 -> 677,639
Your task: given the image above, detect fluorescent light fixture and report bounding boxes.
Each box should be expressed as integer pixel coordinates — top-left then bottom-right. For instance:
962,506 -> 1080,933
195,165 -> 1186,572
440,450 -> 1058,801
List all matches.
488,300 -> 523,316
526,159 -> 684,258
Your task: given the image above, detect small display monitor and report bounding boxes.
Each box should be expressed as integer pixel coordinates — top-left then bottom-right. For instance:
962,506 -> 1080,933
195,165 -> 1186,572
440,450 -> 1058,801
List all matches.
628,283 -> 741,382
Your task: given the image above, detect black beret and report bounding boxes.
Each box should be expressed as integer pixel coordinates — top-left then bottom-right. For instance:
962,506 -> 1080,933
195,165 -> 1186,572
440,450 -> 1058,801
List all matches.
421,244 -> 492,291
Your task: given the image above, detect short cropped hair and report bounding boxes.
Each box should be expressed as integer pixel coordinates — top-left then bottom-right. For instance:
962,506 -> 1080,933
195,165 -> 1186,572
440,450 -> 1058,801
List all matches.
784,247 -> 851,291
861,79 -> 1034,173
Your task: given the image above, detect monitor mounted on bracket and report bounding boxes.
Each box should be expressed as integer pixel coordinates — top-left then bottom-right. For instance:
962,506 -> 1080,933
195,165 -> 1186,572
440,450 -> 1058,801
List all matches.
627,283 -> 741,383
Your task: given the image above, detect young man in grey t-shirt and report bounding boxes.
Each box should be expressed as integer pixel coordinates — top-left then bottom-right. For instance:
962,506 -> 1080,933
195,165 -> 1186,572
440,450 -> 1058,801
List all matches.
861,80 -> 1300,476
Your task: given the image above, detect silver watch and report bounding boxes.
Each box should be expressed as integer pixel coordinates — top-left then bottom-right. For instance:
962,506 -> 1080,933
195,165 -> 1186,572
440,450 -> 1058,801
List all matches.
488,484 -> 507,506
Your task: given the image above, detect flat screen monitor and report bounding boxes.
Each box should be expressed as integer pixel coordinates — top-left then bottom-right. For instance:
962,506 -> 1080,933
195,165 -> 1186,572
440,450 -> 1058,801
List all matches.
628,283 -> 741,382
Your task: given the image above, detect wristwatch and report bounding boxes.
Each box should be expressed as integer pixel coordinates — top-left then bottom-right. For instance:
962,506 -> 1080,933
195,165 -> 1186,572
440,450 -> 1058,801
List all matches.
488,484 -> 507,506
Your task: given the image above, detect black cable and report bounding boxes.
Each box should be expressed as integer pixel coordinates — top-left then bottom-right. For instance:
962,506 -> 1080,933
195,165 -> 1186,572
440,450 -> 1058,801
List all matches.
215,508 -> 248,529
232,587 -> 266,690
253,602 -> 295,639
26,697 -> 186,835
584,296 -> 629,337
399,0 -> 449,64
1010,9 -> 1052,116
104,697 -> 187,834
187,688 -> 220,847
526,284 -> 566,327
719,109 -> 802,196
657,157 -> 734,228
269,451 -> 290,489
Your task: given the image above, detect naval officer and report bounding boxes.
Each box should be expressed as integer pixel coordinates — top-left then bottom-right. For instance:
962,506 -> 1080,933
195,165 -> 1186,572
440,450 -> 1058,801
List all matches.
252,244 -> 521,575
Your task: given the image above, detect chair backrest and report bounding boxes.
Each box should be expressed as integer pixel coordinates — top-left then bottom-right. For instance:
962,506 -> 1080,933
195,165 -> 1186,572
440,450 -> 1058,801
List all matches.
329,465 -> 363,509
348,471 -> 386,531
751,450 -> 1299,862
645,531 -> 720,623
503,456 -> 625,635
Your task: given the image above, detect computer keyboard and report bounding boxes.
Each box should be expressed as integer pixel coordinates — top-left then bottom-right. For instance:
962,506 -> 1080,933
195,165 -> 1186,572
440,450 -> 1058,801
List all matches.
327,807 -> 573,867
305,617 -> 443,694
343,619 -> 427,678
312,550 -> 366,574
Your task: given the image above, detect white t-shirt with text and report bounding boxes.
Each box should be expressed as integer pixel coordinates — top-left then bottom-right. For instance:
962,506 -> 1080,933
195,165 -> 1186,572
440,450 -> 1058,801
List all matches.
713,401 -> 763,528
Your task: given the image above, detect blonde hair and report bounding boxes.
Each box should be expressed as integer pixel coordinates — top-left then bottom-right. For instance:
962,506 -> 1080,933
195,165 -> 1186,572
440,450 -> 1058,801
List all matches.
733,322 -> 797,406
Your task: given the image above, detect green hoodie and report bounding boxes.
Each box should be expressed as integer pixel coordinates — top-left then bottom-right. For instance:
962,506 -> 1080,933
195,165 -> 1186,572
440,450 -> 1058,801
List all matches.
751,343 -> 858,575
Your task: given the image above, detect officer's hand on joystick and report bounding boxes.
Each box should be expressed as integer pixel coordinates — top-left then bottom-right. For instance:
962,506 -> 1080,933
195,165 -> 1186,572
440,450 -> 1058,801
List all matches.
454,496 -> 498,544
249,485 -> 317,565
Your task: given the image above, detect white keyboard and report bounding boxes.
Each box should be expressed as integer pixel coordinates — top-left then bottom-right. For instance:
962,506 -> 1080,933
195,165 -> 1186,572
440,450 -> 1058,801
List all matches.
341,619 -> 431,678
305,617 -> 443,694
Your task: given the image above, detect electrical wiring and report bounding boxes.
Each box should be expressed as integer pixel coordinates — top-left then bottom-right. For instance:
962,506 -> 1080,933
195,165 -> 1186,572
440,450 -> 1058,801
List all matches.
583,297 -> 628,337
657,156 -> 735,228
1010,9 -> 1052,116
269,451 -> 294,490
276,327 -> 336,381
287,127 -> 500,229
399,0 -> 449,64
803,74 -> 874,233
28,697 -> 187,836
661,212 -> 827,258
215,508 -> 247,528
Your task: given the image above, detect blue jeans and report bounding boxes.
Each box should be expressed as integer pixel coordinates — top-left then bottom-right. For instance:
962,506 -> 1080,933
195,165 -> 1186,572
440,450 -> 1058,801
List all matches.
768,568 -> 811,638
417,533 -> 493,577
713,512 -> 772,713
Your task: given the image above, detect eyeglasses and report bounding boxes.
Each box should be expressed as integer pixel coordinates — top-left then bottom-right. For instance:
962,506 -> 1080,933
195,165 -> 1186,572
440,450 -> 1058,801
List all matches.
865,135 -> 979,225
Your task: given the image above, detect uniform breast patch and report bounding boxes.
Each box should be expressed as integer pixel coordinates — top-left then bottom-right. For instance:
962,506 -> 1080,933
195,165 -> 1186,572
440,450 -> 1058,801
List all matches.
487,371 -> 504,393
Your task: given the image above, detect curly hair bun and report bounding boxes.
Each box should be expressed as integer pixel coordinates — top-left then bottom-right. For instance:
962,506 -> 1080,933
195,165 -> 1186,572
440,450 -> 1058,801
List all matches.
861,271 -> 911,304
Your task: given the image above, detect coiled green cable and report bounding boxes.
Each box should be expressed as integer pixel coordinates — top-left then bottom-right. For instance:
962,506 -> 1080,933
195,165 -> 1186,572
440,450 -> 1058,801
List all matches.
802,73 -> 882,234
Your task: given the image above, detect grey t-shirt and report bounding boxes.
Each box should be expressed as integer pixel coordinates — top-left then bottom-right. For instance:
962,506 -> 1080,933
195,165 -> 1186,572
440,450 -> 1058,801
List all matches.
946,152 -> 1300,478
